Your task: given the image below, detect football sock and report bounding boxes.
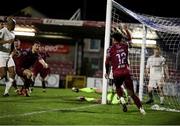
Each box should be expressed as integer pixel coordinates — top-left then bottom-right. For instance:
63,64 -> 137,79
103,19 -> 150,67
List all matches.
160,97 -> 164,104
131,94 -> 142,109
148,92 -> 153,100
42,80 -> 46,89
4,78 -> 14,94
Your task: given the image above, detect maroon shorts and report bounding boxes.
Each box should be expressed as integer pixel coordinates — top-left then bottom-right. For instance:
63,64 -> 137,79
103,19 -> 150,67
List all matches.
33,61 -> 50,79
15,66 -> 25,78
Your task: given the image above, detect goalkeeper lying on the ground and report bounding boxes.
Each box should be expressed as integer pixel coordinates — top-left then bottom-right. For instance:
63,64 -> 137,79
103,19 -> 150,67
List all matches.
72,85 -> 130,104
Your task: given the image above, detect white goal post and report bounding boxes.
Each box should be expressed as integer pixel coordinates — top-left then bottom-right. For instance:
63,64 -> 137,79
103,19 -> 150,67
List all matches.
102,0 -> 112,104
102,0 -> 180,111
102,0 -> 147,104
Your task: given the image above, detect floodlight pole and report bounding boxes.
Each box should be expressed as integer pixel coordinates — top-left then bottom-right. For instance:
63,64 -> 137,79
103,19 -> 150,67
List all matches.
139,24 -> 147,101
102,0 -> 112,104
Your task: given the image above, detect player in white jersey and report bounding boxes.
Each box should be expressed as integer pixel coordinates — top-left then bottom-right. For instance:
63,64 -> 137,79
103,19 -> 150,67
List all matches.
0,17 -> 16,96
145,47 -> 169,105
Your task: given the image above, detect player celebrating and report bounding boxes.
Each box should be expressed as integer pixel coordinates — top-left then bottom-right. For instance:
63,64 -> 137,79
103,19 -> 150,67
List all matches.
0,17 -> 16,96
145,47 -> 169,105
105,31 -> 146,115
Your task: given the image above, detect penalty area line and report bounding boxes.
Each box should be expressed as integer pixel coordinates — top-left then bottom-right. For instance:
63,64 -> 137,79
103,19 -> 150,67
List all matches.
0,104 -> 100,119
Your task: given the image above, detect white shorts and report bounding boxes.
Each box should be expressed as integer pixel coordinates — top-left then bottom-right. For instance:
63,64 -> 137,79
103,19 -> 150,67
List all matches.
0,52 -> 15,67
148,77 -> 164,88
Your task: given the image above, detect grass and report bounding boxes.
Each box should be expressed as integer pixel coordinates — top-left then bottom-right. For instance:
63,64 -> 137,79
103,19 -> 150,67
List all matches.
0,85 -> 180,125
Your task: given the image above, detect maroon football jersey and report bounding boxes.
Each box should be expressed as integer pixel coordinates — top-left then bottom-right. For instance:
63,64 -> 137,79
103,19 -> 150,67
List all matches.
106,42 -> 130,78
39,52 -> 50,61
15,48 -> 41,69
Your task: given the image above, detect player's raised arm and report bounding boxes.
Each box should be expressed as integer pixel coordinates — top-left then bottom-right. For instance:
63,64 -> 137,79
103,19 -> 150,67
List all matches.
122,25 -> 132,47
123,24 -> 132,41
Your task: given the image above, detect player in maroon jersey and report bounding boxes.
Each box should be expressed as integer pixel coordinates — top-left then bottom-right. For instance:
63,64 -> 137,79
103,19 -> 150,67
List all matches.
10,39 -> 22,93
32,46 -> 50,92
13,41 -> 48,96
105,30 -> 146,115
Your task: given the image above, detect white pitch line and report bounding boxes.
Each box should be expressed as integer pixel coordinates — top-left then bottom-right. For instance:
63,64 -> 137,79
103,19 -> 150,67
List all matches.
0,104 -> 99,119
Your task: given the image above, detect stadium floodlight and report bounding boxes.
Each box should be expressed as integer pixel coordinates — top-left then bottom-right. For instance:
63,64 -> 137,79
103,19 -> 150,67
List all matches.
15,26 -> 36,32
14,25 -> 36,36
132,39 -> 156,45
131,29 -> 158,39
14,31 -> 35,36
37,34 -> 72,39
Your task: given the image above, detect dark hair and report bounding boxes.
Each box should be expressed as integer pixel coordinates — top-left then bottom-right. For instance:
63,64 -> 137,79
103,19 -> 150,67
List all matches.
33,41 -> 41,45
111,32 -> 123,42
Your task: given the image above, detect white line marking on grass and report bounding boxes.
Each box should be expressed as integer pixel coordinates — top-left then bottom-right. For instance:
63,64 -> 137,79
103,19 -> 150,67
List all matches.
0,104 -> 100,119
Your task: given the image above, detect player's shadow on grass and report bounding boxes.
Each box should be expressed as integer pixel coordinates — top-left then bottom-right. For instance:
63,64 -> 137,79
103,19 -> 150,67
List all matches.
54,108 -> 144,115
56,109 -> 98,114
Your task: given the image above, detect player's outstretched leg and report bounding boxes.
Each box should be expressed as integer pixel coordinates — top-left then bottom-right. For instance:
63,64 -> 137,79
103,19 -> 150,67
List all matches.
130,93 -> 146,115
125,79 -> 146,115
116,85 -> 128,112
120,97 -> 127,112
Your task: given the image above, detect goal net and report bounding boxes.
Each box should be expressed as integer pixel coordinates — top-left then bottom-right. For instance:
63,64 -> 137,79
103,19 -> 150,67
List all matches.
102,0 -> 180,111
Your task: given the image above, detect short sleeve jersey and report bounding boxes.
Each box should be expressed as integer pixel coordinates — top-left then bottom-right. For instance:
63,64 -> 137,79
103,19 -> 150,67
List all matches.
0,27 -> 15,50
146,55 -> 166,79
106,42 -> 129,77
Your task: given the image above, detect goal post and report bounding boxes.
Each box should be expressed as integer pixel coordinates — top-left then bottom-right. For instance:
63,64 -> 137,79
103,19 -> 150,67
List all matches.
102,0 -> 180,111
102,0 -> 112,104
139,25 -> 147,101
102,0 -> 148,104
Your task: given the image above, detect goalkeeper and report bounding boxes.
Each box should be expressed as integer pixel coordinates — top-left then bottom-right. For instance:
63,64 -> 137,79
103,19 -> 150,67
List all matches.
72,84 -> 129,105
72,66 -> 129,104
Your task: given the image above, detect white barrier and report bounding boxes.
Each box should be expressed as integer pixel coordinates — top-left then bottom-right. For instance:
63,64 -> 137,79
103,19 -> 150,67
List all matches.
87,77 -> 103,88
16,74 -> 59,88
86,77 -> 139,91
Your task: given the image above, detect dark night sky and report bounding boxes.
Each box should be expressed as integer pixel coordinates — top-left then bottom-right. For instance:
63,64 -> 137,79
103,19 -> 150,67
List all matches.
0,0 -> 180,21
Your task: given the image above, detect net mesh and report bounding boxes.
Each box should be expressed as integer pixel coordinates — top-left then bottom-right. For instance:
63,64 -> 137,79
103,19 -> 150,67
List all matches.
111,0 -> 180,110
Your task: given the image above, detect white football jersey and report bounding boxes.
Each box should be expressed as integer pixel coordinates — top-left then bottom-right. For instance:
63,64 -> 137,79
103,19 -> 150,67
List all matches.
0,27 -> 15,50
146,55 -> 166,79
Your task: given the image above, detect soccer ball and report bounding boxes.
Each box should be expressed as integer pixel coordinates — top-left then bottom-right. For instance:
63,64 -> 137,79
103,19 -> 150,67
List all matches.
72,87 -> 76,91
71,87 -> 79,93
151,104 -> 160,110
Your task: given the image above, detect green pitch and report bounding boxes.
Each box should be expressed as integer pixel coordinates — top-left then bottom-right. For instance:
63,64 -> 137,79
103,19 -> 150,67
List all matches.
0,85 -> 180,125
